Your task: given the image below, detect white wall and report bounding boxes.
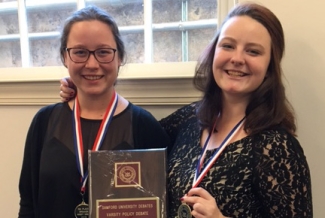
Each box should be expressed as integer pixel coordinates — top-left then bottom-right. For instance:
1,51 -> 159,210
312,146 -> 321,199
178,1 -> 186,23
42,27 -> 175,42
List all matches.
1,0 -> 325,217
0,106 -> 40,216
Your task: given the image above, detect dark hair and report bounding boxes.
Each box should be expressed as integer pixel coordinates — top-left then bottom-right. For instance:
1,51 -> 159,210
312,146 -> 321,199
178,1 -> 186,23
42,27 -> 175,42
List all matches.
194,2 -> 296,136
59,5 -> 126,66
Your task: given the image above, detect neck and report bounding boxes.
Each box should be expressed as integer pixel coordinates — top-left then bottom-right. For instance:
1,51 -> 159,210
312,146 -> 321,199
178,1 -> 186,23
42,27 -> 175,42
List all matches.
75,89 -> 116,119
221,102 -> 246,121
217,95 -> 248,127
221,93 -> 248,119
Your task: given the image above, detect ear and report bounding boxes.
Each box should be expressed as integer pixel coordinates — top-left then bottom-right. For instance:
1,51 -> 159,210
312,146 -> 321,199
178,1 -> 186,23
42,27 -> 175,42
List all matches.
116,58 -> 122,75
63,53 -> 68,68
118,57 -> 122,67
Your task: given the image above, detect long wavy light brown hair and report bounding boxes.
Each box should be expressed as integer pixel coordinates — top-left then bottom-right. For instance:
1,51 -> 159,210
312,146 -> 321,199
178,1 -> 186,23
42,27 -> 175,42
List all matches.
194,2 -> 296,136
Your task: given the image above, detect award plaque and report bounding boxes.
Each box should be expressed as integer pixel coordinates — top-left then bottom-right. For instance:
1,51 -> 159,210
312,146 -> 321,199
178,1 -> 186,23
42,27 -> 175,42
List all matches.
88,148 -> 167,218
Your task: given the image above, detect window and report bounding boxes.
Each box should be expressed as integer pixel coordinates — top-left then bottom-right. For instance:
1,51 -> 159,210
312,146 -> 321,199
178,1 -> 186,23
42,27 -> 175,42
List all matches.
0,0 -> 237,106
0,0 -> 236,68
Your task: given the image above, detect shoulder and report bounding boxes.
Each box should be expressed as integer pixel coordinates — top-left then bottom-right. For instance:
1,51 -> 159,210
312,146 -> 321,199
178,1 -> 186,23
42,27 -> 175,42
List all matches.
128,103 -> 164,129
128,103 -> 171,150
170,102 -> 197,118
129,103 -> 156,121
33,102 -> 64,121
252,126 -> 306,159
254,127 -> 297,145
26,103 -> 65,145
158,102 -> 199,143
159,101 -> 198,125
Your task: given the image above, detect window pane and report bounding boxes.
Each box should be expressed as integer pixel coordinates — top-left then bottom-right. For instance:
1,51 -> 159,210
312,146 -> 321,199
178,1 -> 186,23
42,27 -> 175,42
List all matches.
152,0 -> 217,62
188,0 -> 217,21
27,7 -> 76,33
122,33 -> 144,63
30,38 -> 61,66
0,41 -> 21,67
153,0 -> 181,23
188,28 -> 215,61
0,2 -> 20,67
86,1 -> 144,26
153,31 -> 182,62
26,2 -> 77,66
0,10 -> 19,34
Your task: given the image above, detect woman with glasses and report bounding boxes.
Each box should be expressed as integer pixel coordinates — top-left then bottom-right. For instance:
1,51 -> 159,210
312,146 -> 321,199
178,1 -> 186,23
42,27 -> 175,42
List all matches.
18,5 -> 170,218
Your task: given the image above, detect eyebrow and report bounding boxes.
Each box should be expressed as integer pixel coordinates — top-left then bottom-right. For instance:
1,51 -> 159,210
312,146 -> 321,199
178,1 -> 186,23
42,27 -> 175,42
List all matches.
219,37 -> 266,50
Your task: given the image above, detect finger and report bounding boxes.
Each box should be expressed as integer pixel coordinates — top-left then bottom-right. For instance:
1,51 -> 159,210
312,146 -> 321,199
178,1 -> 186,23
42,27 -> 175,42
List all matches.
188,187 -> 213,200
191,209 -> 204,218
60,83 -> 75,94
66,77 -> 76,89
60,90 -> 72,99
60,77 -> 69,86
181,194 -> 200,206
60,83 -> 73,94
60,96 -> 70,103
192,202 -> 207,215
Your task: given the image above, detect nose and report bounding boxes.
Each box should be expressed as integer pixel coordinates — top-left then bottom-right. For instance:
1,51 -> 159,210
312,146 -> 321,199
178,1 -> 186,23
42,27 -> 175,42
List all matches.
85,53 -> 99,68
230,50 -> 245,66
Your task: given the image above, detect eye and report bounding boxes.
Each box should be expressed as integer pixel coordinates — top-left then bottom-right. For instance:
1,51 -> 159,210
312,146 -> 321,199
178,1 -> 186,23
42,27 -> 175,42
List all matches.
72,49 -> 88,56
221,43 -> 234,50
99,49 -> 109,54
96,49 -> 114,56
247,49 -> 261,56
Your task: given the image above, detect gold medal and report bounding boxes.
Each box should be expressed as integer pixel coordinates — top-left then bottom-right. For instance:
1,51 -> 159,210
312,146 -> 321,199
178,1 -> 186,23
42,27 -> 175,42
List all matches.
177,203 -> 192,218
74,200 -> 89,218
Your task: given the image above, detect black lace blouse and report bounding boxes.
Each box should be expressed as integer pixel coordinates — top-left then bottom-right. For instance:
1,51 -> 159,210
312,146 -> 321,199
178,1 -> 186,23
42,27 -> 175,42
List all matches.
159,103 -> 312,218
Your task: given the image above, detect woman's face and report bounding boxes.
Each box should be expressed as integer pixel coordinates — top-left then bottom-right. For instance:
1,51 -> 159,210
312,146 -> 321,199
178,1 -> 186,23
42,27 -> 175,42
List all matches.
64,20 -> 121,97
212,15 -> 271,101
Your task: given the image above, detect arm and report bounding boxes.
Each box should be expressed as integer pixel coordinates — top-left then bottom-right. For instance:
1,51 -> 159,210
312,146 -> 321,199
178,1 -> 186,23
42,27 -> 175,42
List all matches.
18,119 -> 37,218
18,106 -> 54,218
252,130 -> 312,217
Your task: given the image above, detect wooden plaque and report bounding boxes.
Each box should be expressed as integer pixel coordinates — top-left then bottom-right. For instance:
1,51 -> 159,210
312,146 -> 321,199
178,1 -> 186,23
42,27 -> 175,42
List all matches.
88,148 -> 167,218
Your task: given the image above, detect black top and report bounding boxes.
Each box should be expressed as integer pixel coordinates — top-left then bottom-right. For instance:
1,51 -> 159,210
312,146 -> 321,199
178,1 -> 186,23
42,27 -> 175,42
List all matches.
159,103 -> 313,218
18,102 -> 170,218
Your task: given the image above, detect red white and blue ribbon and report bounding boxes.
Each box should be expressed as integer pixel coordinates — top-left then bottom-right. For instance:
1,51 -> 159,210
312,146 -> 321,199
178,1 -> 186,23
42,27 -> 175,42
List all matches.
193,116 -> 245,188
72,92 -> 118,193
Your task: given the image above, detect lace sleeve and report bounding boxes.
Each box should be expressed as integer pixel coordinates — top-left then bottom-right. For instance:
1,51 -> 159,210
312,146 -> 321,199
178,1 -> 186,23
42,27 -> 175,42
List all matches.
252,130 -> 313,217
159,102 -> 198,145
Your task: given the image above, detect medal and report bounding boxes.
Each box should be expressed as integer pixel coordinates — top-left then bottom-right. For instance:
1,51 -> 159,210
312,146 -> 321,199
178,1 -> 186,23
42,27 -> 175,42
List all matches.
74,199 -> 89,218
73,92 -> 118,216
177,203 -> 192,218
177,116 -> 245,218
193,116 -> 245,187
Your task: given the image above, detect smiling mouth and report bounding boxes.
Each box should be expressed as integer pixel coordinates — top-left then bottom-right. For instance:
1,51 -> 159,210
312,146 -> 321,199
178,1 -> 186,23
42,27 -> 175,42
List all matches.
226,70 -> 247,77
83,75 -> 103,80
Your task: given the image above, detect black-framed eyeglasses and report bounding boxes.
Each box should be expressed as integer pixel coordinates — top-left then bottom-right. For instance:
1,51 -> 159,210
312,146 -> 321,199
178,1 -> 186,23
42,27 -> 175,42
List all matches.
66,47 -> 117,63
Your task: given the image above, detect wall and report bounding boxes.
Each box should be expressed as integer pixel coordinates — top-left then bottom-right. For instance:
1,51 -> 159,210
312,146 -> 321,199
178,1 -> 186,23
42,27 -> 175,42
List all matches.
1,0 -> 325,217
